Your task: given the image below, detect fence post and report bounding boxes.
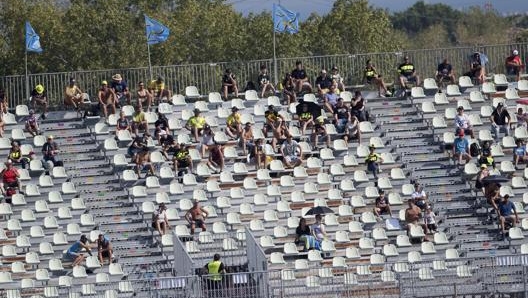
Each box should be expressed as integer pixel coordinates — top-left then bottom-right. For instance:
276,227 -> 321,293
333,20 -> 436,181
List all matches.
453,283 -> 457,298
524,265 -> 527,298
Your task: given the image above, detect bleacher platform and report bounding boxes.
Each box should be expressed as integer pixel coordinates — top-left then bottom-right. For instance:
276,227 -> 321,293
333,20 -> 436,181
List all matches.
1,76 -> 528,298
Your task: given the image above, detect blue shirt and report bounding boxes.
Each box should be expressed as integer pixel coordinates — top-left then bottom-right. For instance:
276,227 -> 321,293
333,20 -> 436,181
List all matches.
515,146 -> 526,157
454,137 -> 469,154
67,241 -> 83,254
111,81 -> 128,94
498,200 -> 515,217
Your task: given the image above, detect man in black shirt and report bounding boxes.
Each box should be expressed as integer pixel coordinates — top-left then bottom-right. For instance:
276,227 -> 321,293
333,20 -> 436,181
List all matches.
373,189 -> 393,218
490,102 -> 511,141
333,98 -> 351,133
257,65 -> 275,98
221,69 -> 239,100
397,56 -> 420,88
315,69 -> 333,96
291,61 -> 312,93
41,135 -> 61,171
160,131 -> 177,160
436,58 -> 455,84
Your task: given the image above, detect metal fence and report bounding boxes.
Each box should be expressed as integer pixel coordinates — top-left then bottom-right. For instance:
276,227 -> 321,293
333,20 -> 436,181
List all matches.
2,43 -> 527,109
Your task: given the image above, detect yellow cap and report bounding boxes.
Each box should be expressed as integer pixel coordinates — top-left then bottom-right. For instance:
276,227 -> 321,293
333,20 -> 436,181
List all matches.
35,84 -> 44,94
316,116 -> 325,124
102,80 -> 108,85
480,164 -> 487,169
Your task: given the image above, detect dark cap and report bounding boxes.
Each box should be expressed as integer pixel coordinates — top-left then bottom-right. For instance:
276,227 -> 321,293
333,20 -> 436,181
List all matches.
231,106 -> 239,112
497,102 -> 504,108
193,108 -> 201,114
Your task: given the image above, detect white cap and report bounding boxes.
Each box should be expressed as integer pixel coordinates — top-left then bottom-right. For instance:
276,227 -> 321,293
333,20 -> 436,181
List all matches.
513,50 -> 519,55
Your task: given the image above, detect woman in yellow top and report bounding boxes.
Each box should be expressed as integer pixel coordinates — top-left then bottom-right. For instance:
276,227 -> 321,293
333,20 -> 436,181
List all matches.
64,78 -> 84,111
225,107 -> 242,139
148,76 -> 172,104
298,104 -> 314,135
185,109 -> 207,142
131,105 -> 148,136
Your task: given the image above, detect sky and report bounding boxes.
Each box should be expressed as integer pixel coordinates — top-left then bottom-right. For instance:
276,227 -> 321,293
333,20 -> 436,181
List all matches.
228,0 -> 528,17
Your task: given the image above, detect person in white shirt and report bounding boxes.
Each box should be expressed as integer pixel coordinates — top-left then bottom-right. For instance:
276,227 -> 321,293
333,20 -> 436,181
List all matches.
411,182 -> 428,210
454,106 -> 474,138
424,206 -> 437,233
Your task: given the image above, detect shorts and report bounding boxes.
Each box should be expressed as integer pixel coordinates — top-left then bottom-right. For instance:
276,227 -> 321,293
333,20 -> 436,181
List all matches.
152,221 -> 166,229
366,77 -> 375,84
4,181 -> 18,188
415,200 -> 427,209
507,66 -> 520,76
101,250 -> 111,258
401,75 -> 416,83
284,155 -> 300,164
176,159 -> 189,168
192,219 -> 205,228
66,251 -> 80,260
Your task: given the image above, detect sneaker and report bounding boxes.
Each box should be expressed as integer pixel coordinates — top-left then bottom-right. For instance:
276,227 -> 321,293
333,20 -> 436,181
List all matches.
41,113 -> 46,120
385,91 -> 392,97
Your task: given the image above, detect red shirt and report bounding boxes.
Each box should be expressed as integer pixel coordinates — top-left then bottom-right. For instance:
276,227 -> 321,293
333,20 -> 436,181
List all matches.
506,55 -> 521,65
2,168 -> 18,184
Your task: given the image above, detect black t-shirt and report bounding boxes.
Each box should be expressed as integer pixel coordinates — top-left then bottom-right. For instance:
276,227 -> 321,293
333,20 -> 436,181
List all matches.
117,118 -> 129,129
398,63 -> 415,76
41,142 -> 57,157
291,68 -> 307,80
258,74 -> 270,85
174,148 -> 190,161
31,89 -> 47,100
351,98 -> 364,111
296,225 -> 311,237
155,118 -> 168,130
315,76 -> 332,89
222,74 -> 235,85
437,63 -> 452,75
334,105 -> 349,120
375,196 -> 389,207
162,135 -> 175,147
491,108 -> 510,125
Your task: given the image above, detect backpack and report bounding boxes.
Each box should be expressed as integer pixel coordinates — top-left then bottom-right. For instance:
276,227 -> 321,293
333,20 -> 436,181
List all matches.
470,142 -> 481,157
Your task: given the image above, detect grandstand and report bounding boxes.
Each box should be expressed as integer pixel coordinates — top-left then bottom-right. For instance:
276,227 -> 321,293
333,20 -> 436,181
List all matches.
1,64 -> 528,298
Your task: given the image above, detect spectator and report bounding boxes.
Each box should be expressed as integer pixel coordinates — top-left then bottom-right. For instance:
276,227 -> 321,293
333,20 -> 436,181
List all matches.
0,86 -> 8,114
221,69 -> 239,100
453,130 -> 471,166
298,103 -> 314,136
271,118 -> 288,151
397,56 -> 420,88
435,58 -> 456,85
185,200 -> 209,235
490,103 -> 511,141
454,106 -> 475,138
465,52 -> 485,84
485,182 -> 501,211
199,125 -> 215,158
226,107 -> 242,139
280,134 -> 302,168
131,105 -> 148,136
291,60 -> 312,93
405,199 -> 429,236
295,218 -> 318,251
98,80 -> 116,119
154,111 -> 170,145
498,195 -> 519,235
263,105 -> 283,137
252,138 -> 268,170
25,110 -> 39,137
97,234 -> 113,266
64,78 -> 84,113
424,206 -> 438,234
41,135 -> 61,171
282,73 -> 296,105
134,147 -> 155,178
411,182 -> 429,210
311,117 -> 330,148
65,235 -> 92,267
334,97 -> 351,133
258,65 -> 275,98
207,144 -> 225,173
148,76 -> 172,104
0,160 -> 21,195
514,140 -> 528,169
505,49 -> 523,82
351,90 -> 367,122
240,122 -> 254,155
8,142 -> 30,169
160,130 -> 177,160
110,73 -> 131,106
363,60 -> 391,97
205,254 -> 226,295
173,143 -> 193,174
127,136 -> 144,159
513,107 -> 528,129
475,164 -> 489,194
136,81 -> 153,111
330,66 -> 345,92
322,83 -> 339,114
30,84 -> 49,119
373,189 -> 393,218
311,214 -> 327,243
185,108 -> 206,143
344,115 -> 361,145
152,203 -> 170,235
365,144 -> 383,179
315,69 -> 333,96
478,148 -> 496,170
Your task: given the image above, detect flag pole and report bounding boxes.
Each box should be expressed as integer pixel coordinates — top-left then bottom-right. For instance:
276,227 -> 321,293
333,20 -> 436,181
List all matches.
273,27 -> 278,85
147,42 -> 153,81
25,49 -> 29,103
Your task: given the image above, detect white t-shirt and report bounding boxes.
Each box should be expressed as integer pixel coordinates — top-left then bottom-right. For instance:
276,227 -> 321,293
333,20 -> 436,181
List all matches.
411,190 -> 426,201
454,114 -> 470,129
424,212 -> 436,224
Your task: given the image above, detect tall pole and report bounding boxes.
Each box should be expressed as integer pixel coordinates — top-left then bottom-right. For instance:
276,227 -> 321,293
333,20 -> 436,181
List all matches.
273,28 -> 278,85
147,42 -> 153,81
25,50 -> 29,102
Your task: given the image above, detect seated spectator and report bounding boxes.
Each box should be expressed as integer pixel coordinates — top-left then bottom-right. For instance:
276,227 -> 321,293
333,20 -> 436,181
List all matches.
110,74 -> 131,106
298,104 -> 314,136
311,214 -> 327,243
30,84 -> 49,119
498,195 -> 519,235
397,56 -> 420,88
185,108 -> 206,143
485,182 -> 501,210
505,49 -> 523,82
478,148 -> 496,169
226,107 -> 242,139
330,66 -> 345,92
1,160 -> 21,194
405,199 -> 429,236
351,90 -> 367,122
154,111 -> 170,145
173,143 -> 193,174
514,140 -> 528,168
365,145 -> 383,179
465,52 -> 485,84
513,107 -> 528,129
152,203 -> 170,235
454,106 -> 475,138
8,141 -> 31,169
207,144 -> 224,173
136,81 -> 153,111
263,105 -> 283,137
475,164 -> 489,193
258,65 -> 275,98
97,234 -> 113,266
64,78 -> 84,113
41,135 -> 61,171
271,119 -> 288,152
221,69 -> 239,100
282,73 -> 296,105
280,134 -> 302,168
490,103 -> 511,141
25,110 -> 39,137
453,131 -> 471,166
185,200 -> 208,235
322,84 -> 339,114
240,122 -> 254,155
343,115 -> 361,144
199,125 -> 215,158
98,80 -> 116,119
160,131 -> 177,160
373,189 -> 393,218
0,87 -> 8,114
411,182 -> 429,210
311,117 -> 330,148
424,206 -> 438,234
65,235 -> 92,267
131,105 -> 148,136
363,60 -> 391,97
295,218 -> 318,251
148,76 -> 172,104
127,136 -> 144,159
334,98 -> 350,133
251,138 -> 268,170
436,58 -> 456,85
315,69 -> 333,96
291,60 -> 312,94
134,147 -> 155,178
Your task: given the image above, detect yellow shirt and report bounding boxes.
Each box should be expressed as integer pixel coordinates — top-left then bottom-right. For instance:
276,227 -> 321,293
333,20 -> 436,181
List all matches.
187,116 -> 205,129
149,80 -> 165,92
226,113 -> 241,127
132,112 -> 145,123
65,85 -> 81,97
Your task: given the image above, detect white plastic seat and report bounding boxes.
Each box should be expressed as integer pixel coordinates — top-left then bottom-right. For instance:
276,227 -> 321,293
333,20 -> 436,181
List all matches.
445,248 -> 460,260
411,87 -> 425,98
383,244 -> 399,257
16,235 -> 31,249
52,232 -> 68,245
39,243 -> 54,255
421,102 -> 436,114
423,78 -> 438,92
358,237 -> 374,250
396,235 -> 412,247
446,84 -> 462,96
388,192 -> 403,205
372,227 -> 388,241
345,247 -> 361,259
459,76 -> 474,88
307,250 -> 323,262
482,82 -> 497,95
283,242 -> 299,255
445,107 -> 456,120
7,218 -> 22,231
35,268 -> 50,281
270,252 -> 286,264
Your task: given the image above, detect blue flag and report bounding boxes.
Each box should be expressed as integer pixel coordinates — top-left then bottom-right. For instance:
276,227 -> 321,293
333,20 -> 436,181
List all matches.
145,15 -> 170,45
25,21 -> 43,53
273,4 -> 300,34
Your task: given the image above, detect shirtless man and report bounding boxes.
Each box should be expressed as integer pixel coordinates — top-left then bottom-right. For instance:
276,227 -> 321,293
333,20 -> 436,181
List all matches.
185,200 -> 209,235
405,199 -> 429,235
136,81 -> 153,111
134,147 -> 155,178
241,122 -> 254,155
98,81 -> 116,119
271,118 -> 288,151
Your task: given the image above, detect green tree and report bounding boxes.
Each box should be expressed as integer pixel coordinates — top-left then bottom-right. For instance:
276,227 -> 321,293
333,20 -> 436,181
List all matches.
411,24 -> 450,50
454,6 -> 510,46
